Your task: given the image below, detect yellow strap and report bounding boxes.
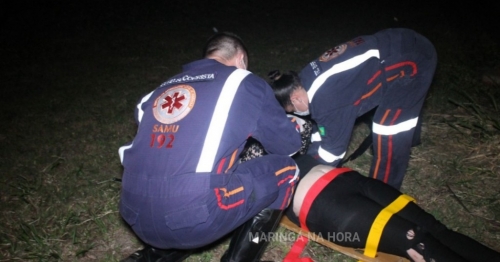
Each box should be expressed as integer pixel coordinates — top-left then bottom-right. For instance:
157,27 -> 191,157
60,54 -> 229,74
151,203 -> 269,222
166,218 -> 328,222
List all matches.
362,194 -> 416,259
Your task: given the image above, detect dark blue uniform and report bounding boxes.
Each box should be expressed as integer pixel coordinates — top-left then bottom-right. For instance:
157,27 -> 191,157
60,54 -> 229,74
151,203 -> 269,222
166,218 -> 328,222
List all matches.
301,28 -> 437,189
119,59 -> 302,249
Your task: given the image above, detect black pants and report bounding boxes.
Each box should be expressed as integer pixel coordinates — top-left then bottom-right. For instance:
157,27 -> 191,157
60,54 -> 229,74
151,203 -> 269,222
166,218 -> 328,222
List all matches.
299,171 -> 500,261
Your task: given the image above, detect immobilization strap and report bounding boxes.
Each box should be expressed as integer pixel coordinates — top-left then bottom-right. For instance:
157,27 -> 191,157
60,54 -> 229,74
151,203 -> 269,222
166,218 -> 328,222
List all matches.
283,235 -> 314,262
299,167 -> 352,232
283,167 -> 352,262
362,194 -> 415,259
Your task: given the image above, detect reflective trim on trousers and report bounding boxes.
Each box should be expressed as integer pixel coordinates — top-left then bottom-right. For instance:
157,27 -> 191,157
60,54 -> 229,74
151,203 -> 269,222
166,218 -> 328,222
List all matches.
372,117 -> 418,136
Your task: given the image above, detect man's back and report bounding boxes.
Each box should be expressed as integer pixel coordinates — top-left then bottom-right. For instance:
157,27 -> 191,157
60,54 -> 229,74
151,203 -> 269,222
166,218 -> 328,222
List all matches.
119,32 -> 302,258
120,58 -> 300,186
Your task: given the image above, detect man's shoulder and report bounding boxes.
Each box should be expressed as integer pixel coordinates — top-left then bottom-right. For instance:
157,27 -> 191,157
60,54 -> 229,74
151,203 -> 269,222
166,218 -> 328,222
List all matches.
240,71 -> 270,87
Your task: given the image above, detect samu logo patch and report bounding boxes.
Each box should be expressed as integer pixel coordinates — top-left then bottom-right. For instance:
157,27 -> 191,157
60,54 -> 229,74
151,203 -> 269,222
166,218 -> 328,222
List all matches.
152,84 -> 196,124
319,43 -> 347,62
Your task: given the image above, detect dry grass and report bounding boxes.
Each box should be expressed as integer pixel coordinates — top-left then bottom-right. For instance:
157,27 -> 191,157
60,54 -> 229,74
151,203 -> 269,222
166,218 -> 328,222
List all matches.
403,113 -> 500,251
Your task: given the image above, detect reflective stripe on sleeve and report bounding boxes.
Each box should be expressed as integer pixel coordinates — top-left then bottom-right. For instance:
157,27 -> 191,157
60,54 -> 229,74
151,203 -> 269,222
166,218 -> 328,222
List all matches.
118,143 -> 133,164
311,132 -> 322,142
308,49 -> 380,102
318,146 -> 345,163
196,69 -> 252,172
118,91 -> 155,164
372,117 -> 418,136
137,91 -> 154,123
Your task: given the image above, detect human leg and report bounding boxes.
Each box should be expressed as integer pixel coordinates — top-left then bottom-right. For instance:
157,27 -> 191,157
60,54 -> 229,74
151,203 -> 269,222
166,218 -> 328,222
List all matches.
305,174 -> 469,261
356,174 -> 500,261
220,208 -> 284,262
220,155 -> 299,262
397,203 -> 500,262
119,153 -> 297,262
370,106 -> 416,189
370,33 -> 436,189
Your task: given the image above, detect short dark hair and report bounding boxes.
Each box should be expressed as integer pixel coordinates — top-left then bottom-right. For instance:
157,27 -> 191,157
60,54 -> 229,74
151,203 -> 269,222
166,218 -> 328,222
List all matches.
268,70 -> 302,108
203,32 -> 248,64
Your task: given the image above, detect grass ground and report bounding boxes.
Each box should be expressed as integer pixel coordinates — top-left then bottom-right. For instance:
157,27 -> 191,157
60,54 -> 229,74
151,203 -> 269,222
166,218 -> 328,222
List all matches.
1,1 -> 499,261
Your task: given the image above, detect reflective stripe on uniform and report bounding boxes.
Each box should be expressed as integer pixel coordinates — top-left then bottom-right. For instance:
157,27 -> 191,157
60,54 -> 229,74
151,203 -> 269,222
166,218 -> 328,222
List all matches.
118,91 -> 155,164
137,91 -> 154,124
119,143 -> 133,164
372,117 -> 418,136
311,132 -> 322,142
318,146 -> 345,163
196,69 -> 252,172
307,49 -> 380,102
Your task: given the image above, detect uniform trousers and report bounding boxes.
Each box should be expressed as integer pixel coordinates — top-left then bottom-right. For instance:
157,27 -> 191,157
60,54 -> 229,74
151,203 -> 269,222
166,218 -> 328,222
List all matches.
120,155 -> 297,249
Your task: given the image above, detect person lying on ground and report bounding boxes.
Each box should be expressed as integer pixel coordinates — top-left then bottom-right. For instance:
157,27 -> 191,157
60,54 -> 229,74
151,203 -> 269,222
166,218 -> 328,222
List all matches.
287,155 -> 500,262
240,116 -> 500,262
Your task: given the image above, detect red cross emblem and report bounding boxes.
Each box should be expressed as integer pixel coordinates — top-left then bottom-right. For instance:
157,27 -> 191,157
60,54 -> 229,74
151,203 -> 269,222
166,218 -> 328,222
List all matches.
153,85 -> 196,124
161,92 -> 186,114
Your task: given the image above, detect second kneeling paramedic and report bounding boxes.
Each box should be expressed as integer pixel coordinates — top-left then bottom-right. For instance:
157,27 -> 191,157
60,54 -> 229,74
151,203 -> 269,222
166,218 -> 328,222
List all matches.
270,28 -> 437,189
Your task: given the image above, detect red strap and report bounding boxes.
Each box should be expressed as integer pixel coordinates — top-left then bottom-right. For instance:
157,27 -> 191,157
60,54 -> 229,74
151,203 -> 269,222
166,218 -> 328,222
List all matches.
299,167 -> 352,231
283,167 -> 352,262
283,235 -> 314,262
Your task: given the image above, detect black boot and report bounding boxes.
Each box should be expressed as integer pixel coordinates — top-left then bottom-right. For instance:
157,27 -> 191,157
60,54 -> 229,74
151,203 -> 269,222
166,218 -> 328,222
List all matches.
221,208 -> 284,262
120,245 -> 192,262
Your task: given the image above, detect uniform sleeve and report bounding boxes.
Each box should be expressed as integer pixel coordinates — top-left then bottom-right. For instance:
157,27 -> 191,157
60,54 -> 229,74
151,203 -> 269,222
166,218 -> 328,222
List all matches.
252,82 -> 302,155
312,104 -> 358,166
133,91 -> 155,126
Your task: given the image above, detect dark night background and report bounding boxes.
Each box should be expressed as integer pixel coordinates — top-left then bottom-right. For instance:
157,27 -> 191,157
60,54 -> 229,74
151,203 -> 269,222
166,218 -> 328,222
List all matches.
2,0 -> 499,75
2,0 -> 500,121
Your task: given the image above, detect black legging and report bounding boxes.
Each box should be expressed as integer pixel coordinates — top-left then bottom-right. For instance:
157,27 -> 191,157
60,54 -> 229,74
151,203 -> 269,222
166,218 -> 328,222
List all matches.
290,169 -> 500,262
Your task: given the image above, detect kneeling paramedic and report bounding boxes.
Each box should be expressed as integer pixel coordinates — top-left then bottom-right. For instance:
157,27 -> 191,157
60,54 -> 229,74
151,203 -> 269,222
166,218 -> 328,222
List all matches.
118,32 -> 302,261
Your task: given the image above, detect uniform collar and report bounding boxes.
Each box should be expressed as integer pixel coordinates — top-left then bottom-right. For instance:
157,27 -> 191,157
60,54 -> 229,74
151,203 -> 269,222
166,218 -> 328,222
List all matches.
182,58 -> 221,71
